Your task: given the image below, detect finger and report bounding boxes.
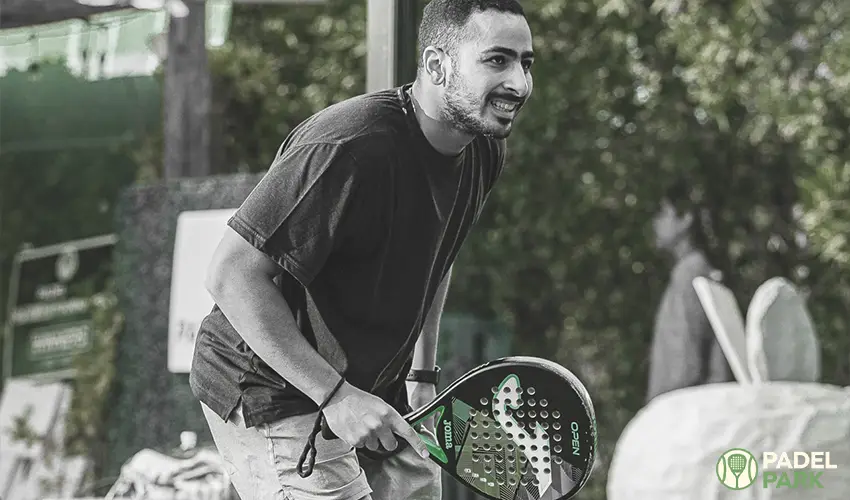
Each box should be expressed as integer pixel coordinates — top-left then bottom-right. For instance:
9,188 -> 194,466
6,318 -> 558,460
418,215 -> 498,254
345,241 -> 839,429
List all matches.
364,434 -> 381,451
375,426 -> 399,452
391,415 -> 429,459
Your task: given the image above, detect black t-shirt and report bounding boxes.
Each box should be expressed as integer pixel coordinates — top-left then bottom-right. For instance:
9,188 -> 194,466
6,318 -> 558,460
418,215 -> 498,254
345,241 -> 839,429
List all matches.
189,84 -> 506,428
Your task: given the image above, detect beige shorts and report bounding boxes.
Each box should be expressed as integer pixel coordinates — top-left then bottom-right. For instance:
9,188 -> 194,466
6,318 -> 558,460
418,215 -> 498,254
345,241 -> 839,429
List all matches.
201,403 -> 442,500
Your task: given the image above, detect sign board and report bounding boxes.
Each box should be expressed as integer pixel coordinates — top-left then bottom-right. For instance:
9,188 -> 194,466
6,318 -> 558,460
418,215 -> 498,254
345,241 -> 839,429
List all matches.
3,234 -> 116,381
168,209 -> 236,373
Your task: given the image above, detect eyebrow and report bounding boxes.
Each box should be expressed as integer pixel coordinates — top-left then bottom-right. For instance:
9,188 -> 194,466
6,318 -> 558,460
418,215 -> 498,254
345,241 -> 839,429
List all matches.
481,46 -> 534,59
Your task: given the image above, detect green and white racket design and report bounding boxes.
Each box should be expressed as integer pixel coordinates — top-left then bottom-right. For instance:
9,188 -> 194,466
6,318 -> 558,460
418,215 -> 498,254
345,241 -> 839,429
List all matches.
330,356 -> 597,500
727,453 -> 747,489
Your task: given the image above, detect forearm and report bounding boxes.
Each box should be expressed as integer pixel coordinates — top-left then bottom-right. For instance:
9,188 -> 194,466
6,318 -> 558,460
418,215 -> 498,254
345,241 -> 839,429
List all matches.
413,267 -> 452,370
211,275 -> 344,405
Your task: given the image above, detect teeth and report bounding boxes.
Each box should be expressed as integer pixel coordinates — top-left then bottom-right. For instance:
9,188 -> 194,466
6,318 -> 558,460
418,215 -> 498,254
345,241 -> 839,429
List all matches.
491,100 -> 517,112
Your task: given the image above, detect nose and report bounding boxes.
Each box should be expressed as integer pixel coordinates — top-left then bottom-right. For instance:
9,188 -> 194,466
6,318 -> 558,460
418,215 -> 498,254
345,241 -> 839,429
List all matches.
503,63 -> 530,99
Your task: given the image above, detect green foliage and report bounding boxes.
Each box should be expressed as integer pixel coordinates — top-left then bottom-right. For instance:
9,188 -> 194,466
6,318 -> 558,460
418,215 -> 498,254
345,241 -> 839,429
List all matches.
173,2 -> 850,498
64,289 -> 123,471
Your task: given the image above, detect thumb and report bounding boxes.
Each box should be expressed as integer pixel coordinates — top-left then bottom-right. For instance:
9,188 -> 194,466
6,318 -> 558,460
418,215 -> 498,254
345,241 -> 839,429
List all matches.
392,414 -> 430,459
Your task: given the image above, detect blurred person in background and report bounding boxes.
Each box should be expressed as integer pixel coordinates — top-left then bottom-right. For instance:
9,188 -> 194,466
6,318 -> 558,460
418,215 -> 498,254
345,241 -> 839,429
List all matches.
646,179 -> 732,403
189,0 -> 534,499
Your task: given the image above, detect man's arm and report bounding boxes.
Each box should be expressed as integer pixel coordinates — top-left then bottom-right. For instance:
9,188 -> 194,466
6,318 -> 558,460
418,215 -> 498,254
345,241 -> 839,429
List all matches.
412,266 -> 453,371
208,228 -> 429,456
206,228 -> 343,405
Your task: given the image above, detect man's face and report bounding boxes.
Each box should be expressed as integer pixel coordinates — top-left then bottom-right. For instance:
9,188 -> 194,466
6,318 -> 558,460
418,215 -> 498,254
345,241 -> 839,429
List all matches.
441,10 -> 534,139
652,199 -> 691,251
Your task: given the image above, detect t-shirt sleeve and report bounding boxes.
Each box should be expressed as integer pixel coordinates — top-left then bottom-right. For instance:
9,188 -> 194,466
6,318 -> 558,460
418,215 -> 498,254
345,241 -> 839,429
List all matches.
227,142 -> 361,286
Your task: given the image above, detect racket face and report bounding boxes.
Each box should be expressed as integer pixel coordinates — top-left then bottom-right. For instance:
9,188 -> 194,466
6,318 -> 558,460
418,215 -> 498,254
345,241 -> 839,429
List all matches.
412,356 -> 597,500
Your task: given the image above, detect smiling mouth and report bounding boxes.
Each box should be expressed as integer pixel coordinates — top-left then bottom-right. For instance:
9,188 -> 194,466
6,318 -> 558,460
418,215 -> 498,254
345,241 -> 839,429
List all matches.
489,98 -> 520,114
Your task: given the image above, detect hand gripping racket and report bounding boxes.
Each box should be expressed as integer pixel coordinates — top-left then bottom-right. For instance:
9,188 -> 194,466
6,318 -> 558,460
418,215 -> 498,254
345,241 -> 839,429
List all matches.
325,356 -> 598,500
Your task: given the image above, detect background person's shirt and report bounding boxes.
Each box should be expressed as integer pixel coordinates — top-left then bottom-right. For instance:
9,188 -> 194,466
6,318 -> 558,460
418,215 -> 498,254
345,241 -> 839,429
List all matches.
189,84 -> 506,428
646,250 -> 732,403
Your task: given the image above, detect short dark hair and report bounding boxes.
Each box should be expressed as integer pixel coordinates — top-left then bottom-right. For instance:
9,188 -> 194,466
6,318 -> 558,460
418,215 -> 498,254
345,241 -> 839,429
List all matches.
662,177 -> 712,250
417,0 -> 525,68
663,178 -> 700,217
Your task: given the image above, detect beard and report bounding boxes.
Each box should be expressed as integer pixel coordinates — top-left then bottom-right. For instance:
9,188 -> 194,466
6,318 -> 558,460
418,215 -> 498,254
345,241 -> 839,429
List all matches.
440,72 -> 517,140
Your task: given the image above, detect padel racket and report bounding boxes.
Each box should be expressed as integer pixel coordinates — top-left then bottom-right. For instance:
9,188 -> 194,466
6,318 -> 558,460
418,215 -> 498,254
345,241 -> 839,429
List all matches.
326,356 -> 597,500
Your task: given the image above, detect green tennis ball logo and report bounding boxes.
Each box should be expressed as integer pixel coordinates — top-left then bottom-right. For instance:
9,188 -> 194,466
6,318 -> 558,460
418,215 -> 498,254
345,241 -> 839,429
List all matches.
716,448 -> 758,489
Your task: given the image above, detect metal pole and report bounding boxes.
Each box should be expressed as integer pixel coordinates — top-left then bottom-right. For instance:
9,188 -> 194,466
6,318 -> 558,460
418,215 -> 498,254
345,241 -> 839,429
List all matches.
395,0 -> 419,85
366,0 -> 397,92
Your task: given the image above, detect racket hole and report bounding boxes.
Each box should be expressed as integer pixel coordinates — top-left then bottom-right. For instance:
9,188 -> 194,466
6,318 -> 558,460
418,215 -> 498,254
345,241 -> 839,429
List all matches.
554,445 -> 562,453
553,422 -> 561,430
481,409 -> 489,417
480,397 -> 488,405
531,445 -> 538,451
491,386 -> 499,394
541,422 -> 549,430
543,456 -> 550,463
554,434 -> 562,442
553,411 -> 561,418
516,410 -> 525,418
527,387 -> 536,395
554,456 -> 563,464
503,387 -> 512,393
472,456 -> 479,463
529,410 -> 537,418
506,421 -> 513,427
544,467 -> 551,474
540,410 -> 549,418
516,387 -> 523,394
527,399 -> 536,407
469,409 -> 477,416
543,445 -> 549,451
540,399 -> 548,407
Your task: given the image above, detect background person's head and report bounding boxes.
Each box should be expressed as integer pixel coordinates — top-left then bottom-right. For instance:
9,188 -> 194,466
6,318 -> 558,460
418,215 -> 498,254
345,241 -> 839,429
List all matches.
415,0 -> 533,139
652,178 -> 712,259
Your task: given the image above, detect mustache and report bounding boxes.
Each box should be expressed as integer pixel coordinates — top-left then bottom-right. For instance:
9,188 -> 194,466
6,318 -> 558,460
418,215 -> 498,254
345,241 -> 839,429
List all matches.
488,94 -> 524,104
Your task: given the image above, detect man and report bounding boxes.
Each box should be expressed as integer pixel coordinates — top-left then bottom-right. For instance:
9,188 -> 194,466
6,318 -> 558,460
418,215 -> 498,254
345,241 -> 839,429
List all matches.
646,180 -> 732,403
189,0 -> 534,499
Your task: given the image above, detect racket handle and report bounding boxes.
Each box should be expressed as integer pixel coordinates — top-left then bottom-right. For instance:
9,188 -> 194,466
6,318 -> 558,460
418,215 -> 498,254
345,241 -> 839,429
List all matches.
320,417 -> 409,460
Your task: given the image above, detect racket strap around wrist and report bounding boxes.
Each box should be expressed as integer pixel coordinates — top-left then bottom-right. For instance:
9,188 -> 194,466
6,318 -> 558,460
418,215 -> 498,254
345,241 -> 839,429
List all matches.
297,375 -> 347,478
406,366 -> 441,385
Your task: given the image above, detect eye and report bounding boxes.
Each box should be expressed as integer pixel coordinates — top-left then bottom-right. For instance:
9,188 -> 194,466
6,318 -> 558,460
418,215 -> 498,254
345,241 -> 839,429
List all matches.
522,60 -> 534,71
487,55 -> 507,66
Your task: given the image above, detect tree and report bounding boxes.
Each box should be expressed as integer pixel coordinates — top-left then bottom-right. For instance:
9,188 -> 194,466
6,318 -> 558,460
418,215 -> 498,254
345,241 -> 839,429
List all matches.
125,1 -> 850,497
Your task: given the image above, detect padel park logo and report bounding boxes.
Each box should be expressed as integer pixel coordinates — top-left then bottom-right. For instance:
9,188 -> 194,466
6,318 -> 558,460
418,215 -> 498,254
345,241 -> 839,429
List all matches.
716,448 -> 839,490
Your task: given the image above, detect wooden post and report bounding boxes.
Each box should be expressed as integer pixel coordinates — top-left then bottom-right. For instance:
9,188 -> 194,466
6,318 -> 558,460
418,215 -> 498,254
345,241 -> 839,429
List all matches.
163,0 -> 210,179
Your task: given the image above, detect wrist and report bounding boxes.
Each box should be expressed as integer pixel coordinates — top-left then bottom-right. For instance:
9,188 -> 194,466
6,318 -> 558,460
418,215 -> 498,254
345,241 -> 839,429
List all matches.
318,375 -> 348,407
406,366 -> 440,385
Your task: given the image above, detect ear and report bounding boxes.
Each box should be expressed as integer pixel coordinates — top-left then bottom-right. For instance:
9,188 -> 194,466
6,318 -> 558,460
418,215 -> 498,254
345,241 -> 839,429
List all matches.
422,46 -> 447,86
